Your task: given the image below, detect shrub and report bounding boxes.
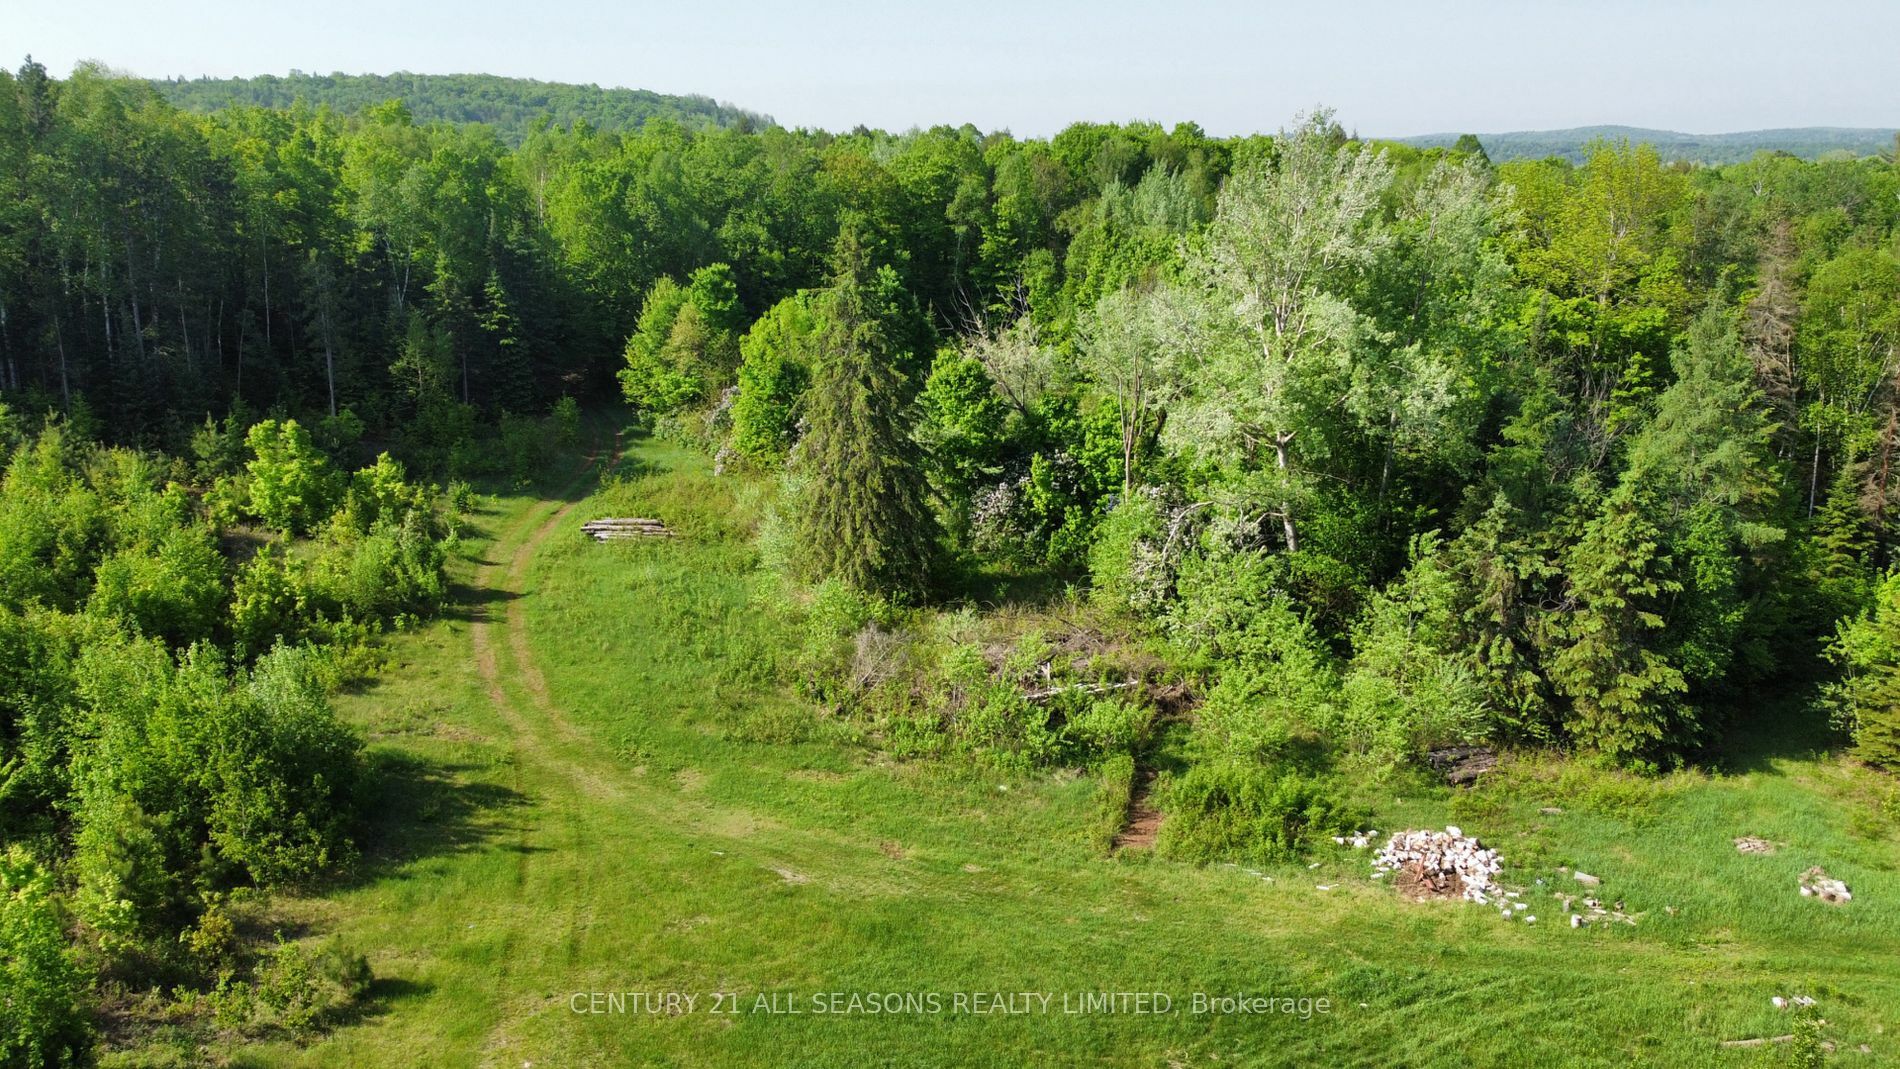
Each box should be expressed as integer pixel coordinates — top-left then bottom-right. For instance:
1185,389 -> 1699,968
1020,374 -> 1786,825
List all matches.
1156,761 -> 1363,864
1063,695 -> 1154,758
0,848 -> 94,1068
1825,569 -> 1900,769
308,511 -> 446,624
207,646 -> 364,885
244,420 -> 337,535
85,525 -> 226,647
1087,490 -> 1172,616
549,396 -> 581,449
228,546 -> 310,660
252,936 -> 371,1036
1337,536 -> 1493,763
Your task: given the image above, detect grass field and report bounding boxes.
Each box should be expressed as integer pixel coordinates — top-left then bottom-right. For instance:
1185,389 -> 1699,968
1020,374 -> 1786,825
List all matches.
125,425 -> 1900,1068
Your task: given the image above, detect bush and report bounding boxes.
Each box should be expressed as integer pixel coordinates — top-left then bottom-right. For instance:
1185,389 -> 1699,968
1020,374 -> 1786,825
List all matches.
308,511 -> 446,624
0,848 -> 93,1068
244,420 -> 337,535
208,646 -> 365,885
228,546 -> 310,660
252,936 -> 371,1035
1088,489 -> 1175,616
1063,695 -> 1154,758
1825,569 -> 1900,769
1336,536 -> 1493,764
85,525 -> 226,647
1156,762 -> 1363,864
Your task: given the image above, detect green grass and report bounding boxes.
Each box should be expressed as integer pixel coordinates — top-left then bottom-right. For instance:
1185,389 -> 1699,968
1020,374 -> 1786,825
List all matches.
123,430 -> 1900,1068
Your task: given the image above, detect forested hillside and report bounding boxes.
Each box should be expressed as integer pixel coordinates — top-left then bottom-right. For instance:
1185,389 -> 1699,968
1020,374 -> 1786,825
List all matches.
153,70 -> 769,144
4,54 -> 1900,1064
1399,124 -> 1900,163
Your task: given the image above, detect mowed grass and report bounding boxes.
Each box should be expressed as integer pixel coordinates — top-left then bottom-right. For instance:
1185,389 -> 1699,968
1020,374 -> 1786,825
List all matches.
161,430 -> 1900,1068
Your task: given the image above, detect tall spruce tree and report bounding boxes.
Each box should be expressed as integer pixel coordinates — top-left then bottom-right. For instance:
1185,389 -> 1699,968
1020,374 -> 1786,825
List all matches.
791,222 -> 940,599
1545,480 -> 1691,760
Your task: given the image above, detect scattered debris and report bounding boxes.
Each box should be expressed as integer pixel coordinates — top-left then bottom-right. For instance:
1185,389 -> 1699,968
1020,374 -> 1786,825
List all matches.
1573,871 -> 1602,887
1560,891 -> 1642,927
1539,806 -> 1564,815
582,517 -> 673,541
1425,746 -> 1498,786
1373,828 -> 1504,904
1331,829 -> 1379,849
1799,866 -> 1852,904
1733,836 -> 1777,855
773,867 -> 809,885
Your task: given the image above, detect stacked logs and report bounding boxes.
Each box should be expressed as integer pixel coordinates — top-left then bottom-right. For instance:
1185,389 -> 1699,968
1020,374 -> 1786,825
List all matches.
582,517 -> 673,541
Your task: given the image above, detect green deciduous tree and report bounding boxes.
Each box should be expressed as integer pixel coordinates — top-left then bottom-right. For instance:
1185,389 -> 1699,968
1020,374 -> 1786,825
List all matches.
244,419 -> 337,534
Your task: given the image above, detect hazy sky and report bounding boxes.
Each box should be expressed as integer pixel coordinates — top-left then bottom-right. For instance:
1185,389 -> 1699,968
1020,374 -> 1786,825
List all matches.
6,0 -> 1897,137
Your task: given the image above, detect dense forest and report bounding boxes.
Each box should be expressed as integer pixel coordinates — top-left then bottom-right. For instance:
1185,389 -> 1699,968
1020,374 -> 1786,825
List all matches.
1400,124 -> 1900,164
154,70 -> 768,144
3,55 -> 1900,1063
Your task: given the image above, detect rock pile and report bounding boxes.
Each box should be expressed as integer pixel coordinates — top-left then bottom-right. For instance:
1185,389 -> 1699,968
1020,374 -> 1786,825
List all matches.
1733,836 -> 1776,855
1372,827 -> 1503,904
1799,866 -> 1852,903
1331,829 -> 1378,849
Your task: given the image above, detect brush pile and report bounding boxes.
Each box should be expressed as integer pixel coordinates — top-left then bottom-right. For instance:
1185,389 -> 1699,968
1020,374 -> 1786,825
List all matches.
1372,827 -> 1504,904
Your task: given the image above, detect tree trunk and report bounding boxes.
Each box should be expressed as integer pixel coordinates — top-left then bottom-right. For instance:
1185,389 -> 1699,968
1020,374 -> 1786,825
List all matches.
1274,431 -> 1299,552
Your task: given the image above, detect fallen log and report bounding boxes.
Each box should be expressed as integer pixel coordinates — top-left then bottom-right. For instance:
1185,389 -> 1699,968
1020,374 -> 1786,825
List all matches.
1718,1035 -> 1794,1048
1023,680 -> 1140,704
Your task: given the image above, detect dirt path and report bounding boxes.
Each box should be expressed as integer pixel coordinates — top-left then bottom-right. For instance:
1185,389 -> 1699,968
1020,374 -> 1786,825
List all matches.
467,440 -> 626,800
1113,767 -> 1163,851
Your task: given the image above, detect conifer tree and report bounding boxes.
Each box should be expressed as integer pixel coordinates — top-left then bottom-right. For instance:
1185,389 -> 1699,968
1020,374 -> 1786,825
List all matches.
791,222 -> 940,599
1545,481 -> 1691,760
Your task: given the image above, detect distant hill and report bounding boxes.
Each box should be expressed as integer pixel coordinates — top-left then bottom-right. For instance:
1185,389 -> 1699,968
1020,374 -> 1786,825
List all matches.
153,71 -> 772,143
1395,125 -> 1899,164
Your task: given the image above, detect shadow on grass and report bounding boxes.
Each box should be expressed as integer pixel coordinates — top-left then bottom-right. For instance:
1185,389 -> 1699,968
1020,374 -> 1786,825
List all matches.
439,580 -> 522,621
1707,687 -> 1842,776
329,976 -> 435,1030
338,749 -> 534,888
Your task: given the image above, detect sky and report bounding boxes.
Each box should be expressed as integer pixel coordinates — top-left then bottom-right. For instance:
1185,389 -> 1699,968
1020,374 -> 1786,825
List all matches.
5,0 -> 1898,137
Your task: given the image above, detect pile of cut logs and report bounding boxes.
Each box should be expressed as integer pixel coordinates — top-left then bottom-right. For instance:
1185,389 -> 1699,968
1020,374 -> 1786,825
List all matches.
581,517 -> 673,541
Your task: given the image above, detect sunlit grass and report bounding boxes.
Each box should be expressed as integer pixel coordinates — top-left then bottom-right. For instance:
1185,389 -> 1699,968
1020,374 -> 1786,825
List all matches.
124,429 -> 1900,1068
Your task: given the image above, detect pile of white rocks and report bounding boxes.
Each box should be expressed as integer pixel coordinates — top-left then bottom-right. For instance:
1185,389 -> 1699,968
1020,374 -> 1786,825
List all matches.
1331,829 -> 1379,850
1371,826 -> 1504,904
1800,866 -> 1852,904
